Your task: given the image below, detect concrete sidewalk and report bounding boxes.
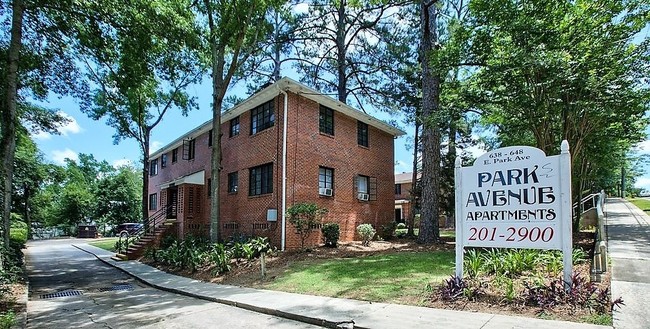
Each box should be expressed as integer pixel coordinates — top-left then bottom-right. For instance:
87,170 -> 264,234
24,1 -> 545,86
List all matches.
604,198 -> 650,329
74,244 -> 610,329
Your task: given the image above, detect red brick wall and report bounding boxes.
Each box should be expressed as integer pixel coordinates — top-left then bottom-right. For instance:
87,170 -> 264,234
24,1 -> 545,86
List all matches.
395,182 -> 413,200
148,128 -> 213,236
219,97 -> 283,245
283,93 -> 395,249
395,181 -> 414,223
148,90 -> 396,250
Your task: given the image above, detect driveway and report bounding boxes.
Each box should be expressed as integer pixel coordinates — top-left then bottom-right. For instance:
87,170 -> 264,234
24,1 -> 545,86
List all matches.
25,238 -> 319,328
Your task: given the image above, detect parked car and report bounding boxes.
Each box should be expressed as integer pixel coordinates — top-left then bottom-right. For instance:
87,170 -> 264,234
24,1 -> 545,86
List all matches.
115,223 -> 143,237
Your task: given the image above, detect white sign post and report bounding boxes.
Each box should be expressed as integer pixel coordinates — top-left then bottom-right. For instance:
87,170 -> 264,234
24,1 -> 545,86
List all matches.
455,141 -> 572,286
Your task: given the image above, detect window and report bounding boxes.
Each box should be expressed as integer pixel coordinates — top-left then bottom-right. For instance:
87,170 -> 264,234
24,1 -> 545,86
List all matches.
250,101 -> 274,134
356,175 -> 377,201
230,116 -> 240,137
149,159 -> 158,176
183,139 -> 196,160
319,105 -> 334,135
357,175 -> 369,193
208,129 -> 213,147
319,167 -> 334,195
172,148 -> 178,163
395,184 -> 402,195
249,163 -> 273,196
149,193 -> 158,210
207,178 -> 212,198
161,154 -> 167,168
357,121 -> 369,147
228,172 -> 238,193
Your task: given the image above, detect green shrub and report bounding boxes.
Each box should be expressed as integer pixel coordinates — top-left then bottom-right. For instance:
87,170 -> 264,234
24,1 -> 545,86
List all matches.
248,237 -> 271,258
10,219 -> 28,246
572,248 -> 588,264
356,224 -> 376,246
287,203 -> 328,249
321,223 -> 340,247
153,235 -> 273,275
160,235 -> 176,249
0,311 -> 15,329
464,249 -> 483,278
208,243 -> 231,275
114,236 -> 138,254
239,242 -> 255,260
9,228 -> 27,246
380,221 -> 397,241
396,222 -> 406,230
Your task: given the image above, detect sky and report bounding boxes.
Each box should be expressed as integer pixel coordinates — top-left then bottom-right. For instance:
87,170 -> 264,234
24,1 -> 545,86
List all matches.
31,76 -> 650,194
31,76 -> 420,173
28,4 -> 650,193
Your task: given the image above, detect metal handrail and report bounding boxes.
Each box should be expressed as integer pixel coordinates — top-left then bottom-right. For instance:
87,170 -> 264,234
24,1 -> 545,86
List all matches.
572,192 -> 600,216
117,204 -> 173,255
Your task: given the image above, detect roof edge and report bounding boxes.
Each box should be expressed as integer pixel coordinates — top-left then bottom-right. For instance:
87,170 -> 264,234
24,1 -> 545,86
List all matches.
150,77 -> 406,158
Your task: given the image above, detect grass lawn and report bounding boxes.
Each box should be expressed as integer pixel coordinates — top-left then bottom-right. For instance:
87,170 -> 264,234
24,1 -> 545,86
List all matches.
261,251 -> 454,304
88,238 -> 118,252
629,198 -> 650,216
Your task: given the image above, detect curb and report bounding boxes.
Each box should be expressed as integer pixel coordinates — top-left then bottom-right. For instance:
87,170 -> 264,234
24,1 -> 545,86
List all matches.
73,244 -> 351,329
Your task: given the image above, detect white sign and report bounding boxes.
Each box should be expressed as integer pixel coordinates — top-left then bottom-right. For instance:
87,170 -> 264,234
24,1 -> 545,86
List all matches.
454,141 -> 573,284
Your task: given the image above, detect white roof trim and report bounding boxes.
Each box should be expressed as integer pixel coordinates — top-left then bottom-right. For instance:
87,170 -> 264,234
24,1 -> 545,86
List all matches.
159,170 -> 205,189
150,77 -> 406,158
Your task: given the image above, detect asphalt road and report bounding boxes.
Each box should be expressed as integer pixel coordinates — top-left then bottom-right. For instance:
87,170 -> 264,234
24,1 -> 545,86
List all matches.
25,239 -> 320,329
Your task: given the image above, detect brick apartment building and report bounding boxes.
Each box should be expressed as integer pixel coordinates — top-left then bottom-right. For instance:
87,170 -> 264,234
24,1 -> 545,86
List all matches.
147,77 -> 405,250
394,172 -> 420,223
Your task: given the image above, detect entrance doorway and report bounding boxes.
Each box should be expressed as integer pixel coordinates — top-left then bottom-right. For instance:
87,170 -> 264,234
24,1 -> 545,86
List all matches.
167,187 -> 178,219
395,208 -> 403,223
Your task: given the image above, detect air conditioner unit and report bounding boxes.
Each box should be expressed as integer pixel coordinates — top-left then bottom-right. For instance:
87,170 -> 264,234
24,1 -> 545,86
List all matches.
319,188 -> 333,196
358,193 -> 369,201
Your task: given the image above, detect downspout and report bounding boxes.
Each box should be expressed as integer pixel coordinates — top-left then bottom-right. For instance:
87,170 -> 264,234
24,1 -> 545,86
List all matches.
278,84 -> 288,251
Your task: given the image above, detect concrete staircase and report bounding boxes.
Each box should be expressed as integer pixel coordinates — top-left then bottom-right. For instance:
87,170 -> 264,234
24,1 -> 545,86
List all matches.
114,219 -> 176,261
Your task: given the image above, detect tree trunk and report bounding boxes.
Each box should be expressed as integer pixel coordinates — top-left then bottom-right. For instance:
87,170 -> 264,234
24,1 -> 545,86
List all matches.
206,6 -> 225,242
142,130 -> 150,222
272,10 -> 281,82
336,0 -> 347,103
417,0 -> 441,244
1,0 -> 25,268
407,121 -> 420,237
446,109 -> 458,222
209,68 -> 224,243
24,183 -> 31,239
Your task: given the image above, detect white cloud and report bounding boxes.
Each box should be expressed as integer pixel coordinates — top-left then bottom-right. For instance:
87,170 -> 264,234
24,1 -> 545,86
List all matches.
51,148 -> 78,165
58,112 -> 82,136
464,144 -> 487,158
635,177 -> 650,192
394,160 -> 410,173
633,140 -> 650,154
31,111 -> 82,140
112,158 -> 134,168
293,3 -> 309,14
32,131 -> 52,141
149,141 -> 163,154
